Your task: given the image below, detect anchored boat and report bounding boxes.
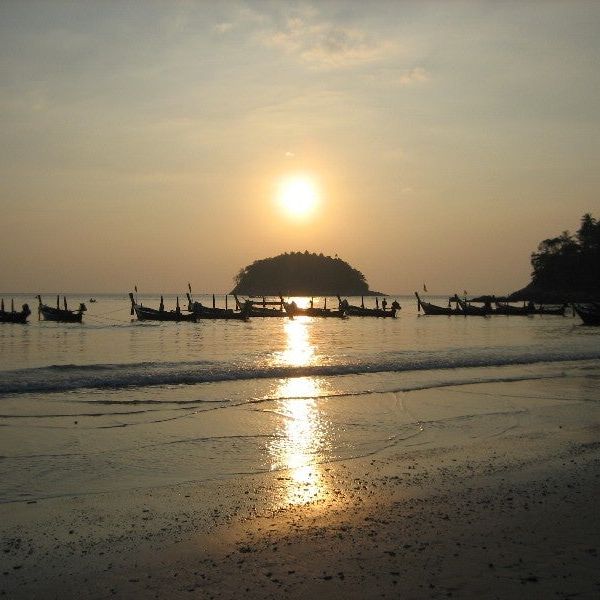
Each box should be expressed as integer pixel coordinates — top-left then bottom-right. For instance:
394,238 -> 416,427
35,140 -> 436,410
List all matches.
37,295 -> 86,323
129,293 -> 196,322
0,299 -> 31,324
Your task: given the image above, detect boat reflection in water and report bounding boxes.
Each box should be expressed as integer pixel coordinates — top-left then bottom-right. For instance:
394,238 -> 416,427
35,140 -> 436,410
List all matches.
269,317 -> 330,506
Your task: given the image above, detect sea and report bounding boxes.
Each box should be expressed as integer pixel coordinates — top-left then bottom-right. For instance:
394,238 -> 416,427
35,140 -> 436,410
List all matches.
1,293 -> 599,506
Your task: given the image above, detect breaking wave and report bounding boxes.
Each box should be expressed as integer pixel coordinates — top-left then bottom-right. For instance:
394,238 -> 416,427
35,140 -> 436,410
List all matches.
1,345 -> 600,396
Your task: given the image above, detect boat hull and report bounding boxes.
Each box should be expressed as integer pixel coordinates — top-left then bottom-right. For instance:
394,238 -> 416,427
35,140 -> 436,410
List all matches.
494,303 -> 531,316
345,306 -> 396,318
0,311 -> 29,324
283,303 -> 346,318
39,307 -> 83,323
415,292 -> 456,315
189,302 -> 250,320
133,306 -> 196,322
574,303 -> 600,326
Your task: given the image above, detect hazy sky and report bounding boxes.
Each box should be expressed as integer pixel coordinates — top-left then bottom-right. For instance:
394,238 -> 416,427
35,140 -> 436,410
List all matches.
1,0 -> 599,294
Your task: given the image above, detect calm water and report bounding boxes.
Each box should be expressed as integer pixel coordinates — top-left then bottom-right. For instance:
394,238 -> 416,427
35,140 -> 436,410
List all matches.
1,293 -> 599,504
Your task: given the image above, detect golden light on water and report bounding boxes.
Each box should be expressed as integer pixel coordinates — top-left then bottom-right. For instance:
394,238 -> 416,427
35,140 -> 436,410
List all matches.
270,378 -> 327,506
277,175 -> 319,219
268,319 -> 329,506
276,317 -> 315,367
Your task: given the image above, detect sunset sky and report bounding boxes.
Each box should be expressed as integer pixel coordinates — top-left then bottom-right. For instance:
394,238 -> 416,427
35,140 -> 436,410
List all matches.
1,1 -> 599,294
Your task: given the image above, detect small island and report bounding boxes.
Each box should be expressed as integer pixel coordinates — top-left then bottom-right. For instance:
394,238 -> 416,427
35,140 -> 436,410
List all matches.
231,251 -> 383,296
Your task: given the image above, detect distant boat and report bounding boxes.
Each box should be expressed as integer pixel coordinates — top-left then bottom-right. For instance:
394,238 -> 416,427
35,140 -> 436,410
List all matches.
89,298 -> 97,303
573,303 -> 600,326
530,304 -> 567,316
0,299 -> 31,324
414,292 -> 457,316
493,301 -> 531,316
282,299 -> 346,319
451,294 -> 489,316
129,293 -> 196,322
337,296 -> 399,318
233,295 -> 286,317
37,295 -> 86,323
186,288 -> 250,321
469,295 -> 567,316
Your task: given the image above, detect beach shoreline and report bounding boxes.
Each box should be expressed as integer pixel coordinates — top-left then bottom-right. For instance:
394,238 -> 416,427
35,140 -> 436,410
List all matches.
2,374 -> 599,599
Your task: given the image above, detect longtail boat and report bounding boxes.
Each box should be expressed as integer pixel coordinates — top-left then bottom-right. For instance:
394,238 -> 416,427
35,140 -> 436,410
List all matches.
337,296 -> 399,317
186,287 -> 250,321
470,295 -> 567,316
573,303 -> 600,326
37,295 -> 86,323
283,298 -> 346,319
0,299 -> 31,324
415,292 -> 457,315
451,295 -> 489,316
129,293 -> 196,322
530,304 -> 567,316
493,301 -> 531,316
233,294 -> 286,317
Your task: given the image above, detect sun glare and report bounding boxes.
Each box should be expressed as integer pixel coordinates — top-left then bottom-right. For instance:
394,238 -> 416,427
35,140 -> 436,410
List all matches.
277,176 -> 318,218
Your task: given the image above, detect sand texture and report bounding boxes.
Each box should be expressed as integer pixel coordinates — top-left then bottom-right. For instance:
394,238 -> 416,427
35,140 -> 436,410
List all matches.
2,376 -> 600,599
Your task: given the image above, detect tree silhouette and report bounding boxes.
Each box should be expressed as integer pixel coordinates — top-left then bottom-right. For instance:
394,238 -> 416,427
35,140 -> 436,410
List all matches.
231,252 -> 376,295
530,213 -> 600,295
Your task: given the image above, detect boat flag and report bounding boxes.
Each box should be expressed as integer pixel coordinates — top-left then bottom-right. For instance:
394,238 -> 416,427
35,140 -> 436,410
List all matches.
423,283 -> 428,292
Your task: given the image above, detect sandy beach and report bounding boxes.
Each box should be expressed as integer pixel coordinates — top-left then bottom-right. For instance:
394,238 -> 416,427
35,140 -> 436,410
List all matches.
3,373 -> 599,599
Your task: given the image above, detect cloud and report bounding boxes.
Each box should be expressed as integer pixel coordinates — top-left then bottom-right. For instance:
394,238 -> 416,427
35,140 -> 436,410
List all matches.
214,22 -> 234,34
262,15 -> 394,69
398,67 -> 429,85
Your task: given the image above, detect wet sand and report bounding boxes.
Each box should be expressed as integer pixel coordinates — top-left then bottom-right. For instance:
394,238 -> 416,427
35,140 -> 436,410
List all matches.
2,376 -> 600,599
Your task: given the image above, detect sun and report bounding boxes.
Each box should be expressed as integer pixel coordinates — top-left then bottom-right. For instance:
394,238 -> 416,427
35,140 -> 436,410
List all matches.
277,176 -> 319,218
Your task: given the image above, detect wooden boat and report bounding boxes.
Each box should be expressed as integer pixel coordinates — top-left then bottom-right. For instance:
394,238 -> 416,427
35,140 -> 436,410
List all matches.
415,292 -> 457,315
494,301 -> 531,316
470,295 -> 567,316
528,304 -> 567,316
451,295 -> 489,316
0,299 -> 31,324
337,296 -> 399,317
186,292 -> 251,321
573,303 -> 600,326
283,299 -> 346,319
37,295 -> 86,323
129,293 -> 196,322
233,295 -> 286,317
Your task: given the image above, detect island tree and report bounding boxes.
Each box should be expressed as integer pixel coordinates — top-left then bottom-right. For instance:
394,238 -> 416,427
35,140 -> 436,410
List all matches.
513,213 -> 600,300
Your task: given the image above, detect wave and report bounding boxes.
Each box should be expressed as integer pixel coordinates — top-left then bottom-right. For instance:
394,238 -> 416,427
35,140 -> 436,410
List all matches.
1,346 -> 599,396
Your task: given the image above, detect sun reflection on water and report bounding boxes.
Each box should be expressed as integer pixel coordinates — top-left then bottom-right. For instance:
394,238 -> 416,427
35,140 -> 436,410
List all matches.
268,319 -> 330,506
276,317 -> 315,367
